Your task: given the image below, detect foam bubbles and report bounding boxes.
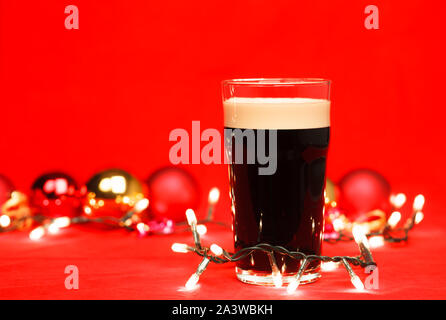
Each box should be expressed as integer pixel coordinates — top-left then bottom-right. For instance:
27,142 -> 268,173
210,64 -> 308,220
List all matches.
223,97 -> 330,129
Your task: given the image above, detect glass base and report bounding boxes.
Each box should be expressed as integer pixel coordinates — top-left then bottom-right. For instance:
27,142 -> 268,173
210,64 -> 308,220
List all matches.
235,266 -> 321,286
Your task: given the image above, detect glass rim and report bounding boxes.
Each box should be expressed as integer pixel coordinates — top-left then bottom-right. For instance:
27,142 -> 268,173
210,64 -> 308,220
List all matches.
222,78 -> 330,86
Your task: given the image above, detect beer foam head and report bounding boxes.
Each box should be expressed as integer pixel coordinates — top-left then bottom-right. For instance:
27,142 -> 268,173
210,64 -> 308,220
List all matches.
223,97 -> 330,129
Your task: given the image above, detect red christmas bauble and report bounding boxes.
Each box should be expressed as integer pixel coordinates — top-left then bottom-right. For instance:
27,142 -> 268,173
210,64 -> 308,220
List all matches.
338,169 -> 391,221
146,167 -> 200,222
0,174 -> 15,208
31,172 -> 83,218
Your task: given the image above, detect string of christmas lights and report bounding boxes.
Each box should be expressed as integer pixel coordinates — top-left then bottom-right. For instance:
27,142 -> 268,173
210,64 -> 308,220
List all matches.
0,188 -> 223,240
324,193 -> 425,246
1,180 -> 426,292
1,187 -> 424,249
0,198 -> 150,239
172,208 -> 377,293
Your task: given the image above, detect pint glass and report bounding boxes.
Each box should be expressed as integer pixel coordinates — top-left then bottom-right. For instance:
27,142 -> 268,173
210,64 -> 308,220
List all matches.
222,78 -> 331,285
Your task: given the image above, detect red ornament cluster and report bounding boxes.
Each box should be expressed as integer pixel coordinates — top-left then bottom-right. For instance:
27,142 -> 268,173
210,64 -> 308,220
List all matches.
0,167 -> 201,236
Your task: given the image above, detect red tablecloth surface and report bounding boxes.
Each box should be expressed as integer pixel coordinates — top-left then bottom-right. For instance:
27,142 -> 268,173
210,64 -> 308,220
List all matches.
1,210 -> 445,300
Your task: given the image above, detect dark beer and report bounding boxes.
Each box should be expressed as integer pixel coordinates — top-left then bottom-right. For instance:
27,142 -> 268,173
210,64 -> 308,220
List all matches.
226,127 -> 329,278
223,95 -> 330,285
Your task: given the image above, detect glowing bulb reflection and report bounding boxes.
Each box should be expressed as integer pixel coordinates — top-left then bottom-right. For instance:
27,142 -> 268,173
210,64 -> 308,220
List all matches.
321,261 -> 338,272
99,176 -> 127,194
286,279 -> 300,294
185,273 -> 199,290
272,271 -> 283,288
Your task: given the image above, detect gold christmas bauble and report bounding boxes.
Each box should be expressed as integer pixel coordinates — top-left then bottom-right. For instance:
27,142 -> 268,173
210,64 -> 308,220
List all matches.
84,169 -> 145,219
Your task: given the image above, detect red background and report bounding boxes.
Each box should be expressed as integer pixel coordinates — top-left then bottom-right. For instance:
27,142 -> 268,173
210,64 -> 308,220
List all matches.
1,0 -> 446,299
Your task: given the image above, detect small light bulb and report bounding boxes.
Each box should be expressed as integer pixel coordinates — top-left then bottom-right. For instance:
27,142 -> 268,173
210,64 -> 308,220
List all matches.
29,226 -> 45,240
11,191 -> 20,200
122,196 -> 130,204
352,225 -> 366,244
84,206 -> 92,215
351,275 -> 365,290
286,278 -> 300,294
0,215 -> 11,228
48,224 -> 59,234
136,223 -> 149,234
332,218 -> 345,232
208,187 -> 220,204
185,209 -> 197,226
185,273 -> 199,290
387,211 -> 401,228
415,211 -> 424,224
391,193 -> 407,209
196,224 -> 207,235
135,198 -> 149,212
321,261 -> 338,272
210,244 -> 223,256
171,243 -> 189,253
369,236 -> 385,248
52,217 -> 71,228
413,194 -> 425,211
